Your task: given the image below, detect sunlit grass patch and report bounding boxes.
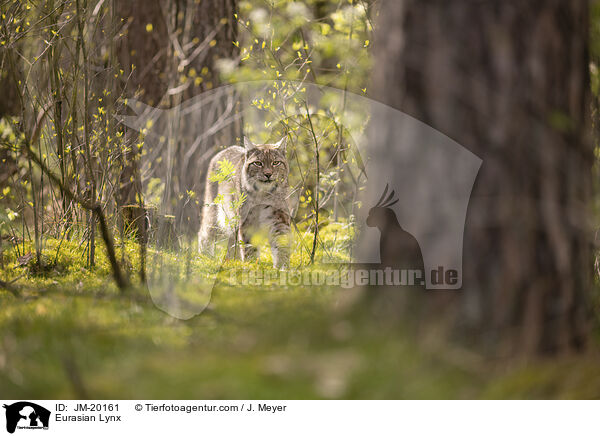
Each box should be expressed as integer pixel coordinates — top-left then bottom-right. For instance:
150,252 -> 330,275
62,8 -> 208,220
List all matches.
1,220 -> 599,399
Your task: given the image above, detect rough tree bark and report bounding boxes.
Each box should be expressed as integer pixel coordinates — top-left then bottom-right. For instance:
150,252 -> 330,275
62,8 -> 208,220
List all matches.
371,0 -> 592,356
115,0 -> 240,238
0,55 -> 21,190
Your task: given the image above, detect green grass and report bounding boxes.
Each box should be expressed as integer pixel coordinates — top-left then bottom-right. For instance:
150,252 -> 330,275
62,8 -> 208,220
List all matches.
1,226 -> 600,399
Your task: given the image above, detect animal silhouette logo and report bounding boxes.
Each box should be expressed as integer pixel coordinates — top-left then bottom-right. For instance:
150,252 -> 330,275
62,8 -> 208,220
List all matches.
3,402 -> 50,434
366,184 -> 424,274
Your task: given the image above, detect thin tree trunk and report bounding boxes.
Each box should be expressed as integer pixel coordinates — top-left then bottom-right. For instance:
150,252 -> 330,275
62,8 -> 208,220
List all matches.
76,0 -> 97,267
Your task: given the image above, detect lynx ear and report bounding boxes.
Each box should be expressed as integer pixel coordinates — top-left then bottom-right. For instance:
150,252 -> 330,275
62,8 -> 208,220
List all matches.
244,136 -> 255,150
273,136 -> 287,153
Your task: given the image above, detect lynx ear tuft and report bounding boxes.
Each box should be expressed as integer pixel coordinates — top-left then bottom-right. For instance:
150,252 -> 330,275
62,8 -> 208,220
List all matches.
244,136 -> 255,150
273,136 -> 287,152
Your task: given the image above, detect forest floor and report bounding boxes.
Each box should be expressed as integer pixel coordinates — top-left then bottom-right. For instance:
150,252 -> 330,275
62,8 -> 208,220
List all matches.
1,229 -> 600,399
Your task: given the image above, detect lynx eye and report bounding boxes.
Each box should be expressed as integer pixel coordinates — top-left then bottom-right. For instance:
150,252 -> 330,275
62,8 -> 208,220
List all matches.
272,161 -> 282,166
252,161 -> 263,167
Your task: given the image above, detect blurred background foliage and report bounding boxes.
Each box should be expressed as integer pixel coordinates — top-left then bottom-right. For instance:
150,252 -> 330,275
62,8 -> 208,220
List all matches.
0,0 -> 600,399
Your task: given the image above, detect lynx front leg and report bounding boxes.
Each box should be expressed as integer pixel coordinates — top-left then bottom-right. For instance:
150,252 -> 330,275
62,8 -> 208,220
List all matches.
225,234 -> 238,259
199,182 -> 219,256
238,209 -> 258,262
269,208 -> 291,269
198,223 -> 217,256
237,226 -> 257,261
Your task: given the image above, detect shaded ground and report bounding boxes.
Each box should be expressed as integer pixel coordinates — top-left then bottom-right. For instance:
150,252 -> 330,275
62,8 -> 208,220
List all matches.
1,235 -> 600,399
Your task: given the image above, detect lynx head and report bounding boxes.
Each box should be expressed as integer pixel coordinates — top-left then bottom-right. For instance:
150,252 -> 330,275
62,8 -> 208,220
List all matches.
242,136 -> 288,192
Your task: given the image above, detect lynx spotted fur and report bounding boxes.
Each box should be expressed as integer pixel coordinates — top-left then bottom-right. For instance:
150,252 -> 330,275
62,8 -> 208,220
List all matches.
198,137 -> 291,268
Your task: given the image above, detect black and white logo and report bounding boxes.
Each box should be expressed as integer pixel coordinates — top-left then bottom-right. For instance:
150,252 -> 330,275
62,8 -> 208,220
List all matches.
3,402 -> 50,434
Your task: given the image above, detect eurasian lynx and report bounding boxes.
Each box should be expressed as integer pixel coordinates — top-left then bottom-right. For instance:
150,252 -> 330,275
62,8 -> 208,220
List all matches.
198,137 -> 291,269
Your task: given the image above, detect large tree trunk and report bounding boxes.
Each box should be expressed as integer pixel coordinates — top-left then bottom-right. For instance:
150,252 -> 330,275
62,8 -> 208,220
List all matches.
370,0 -> 592,356
115,0 -> 237,106
115,0 -> 240,238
